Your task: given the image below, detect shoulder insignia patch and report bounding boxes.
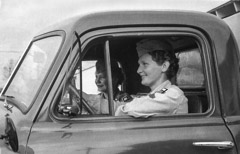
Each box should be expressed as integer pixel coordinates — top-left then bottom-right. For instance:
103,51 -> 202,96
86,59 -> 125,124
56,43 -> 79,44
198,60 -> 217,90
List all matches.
159,88 -> 168,94
149,88 -> 168,98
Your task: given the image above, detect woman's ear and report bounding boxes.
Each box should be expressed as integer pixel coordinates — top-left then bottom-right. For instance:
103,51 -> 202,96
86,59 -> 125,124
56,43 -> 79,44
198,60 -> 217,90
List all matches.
161,61 -> 170,72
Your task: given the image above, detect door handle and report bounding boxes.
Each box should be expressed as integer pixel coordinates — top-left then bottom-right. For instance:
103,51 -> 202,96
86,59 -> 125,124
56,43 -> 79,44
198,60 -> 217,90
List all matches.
193,141 -> 234,149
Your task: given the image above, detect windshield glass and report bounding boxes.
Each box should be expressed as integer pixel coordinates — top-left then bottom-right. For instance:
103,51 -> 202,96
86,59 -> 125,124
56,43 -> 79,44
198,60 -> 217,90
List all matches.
4,36 -> 62,109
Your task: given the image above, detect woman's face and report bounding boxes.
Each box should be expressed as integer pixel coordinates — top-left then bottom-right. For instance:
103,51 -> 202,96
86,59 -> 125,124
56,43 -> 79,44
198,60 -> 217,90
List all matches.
95,71 -> 108,93
137,53 -> 164,90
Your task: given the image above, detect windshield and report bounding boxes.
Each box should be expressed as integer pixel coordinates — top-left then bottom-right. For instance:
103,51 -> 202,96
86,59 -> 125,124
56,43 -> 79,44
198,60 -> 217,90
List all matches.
4,36 -> 62,110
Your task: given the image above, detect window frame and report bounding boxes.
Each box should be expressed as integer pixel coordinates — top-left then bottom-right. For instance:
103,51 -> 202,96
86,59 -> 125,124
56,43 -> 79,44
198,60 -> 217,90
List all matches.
51,27 -> 219,122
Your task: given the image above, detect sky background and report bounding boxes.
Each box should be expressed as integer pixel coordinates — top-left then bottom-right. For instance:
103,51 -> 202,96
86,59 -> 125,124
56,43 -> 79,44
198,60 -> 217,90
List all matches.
0,0 -> 228,52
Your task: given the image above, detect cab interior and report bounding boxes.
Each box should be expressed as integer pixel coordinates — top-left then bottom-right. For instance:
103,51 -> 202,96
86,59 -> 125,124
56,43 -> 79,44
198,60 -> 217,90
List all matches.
82,36 -> 208,114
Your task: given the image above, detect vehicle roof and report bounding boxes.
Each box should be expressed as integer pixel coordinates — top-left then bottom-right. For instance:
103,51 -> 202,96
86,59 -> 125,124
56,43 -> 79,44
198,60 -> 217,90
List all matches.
35,10 -> 230,37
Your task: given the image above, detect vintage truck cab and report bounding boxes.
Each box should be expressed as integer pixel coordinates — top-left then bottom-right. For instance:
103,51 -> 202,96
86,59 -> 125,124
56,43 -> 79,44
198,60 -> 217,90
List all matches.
0,10 -> 240,154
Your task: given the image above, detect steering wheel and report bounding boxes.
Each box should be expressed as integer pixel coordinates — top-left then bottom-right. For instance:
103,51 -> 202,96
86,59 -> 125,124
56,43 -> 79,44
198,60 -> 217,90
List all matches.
68,84 -> 96,115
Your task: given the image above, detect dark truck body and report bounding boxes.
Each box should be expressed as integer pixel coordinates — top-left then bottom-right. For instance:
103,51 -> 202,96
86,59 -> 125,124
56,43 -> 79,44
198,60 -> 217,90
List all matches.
0,10 -> 240,154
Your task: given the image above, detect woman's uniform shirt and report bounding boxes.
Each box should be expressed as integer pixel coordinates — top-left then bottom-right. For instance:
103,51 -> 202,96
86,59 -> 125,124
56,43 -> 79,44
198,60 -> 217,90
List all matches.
115,80 -> 188,118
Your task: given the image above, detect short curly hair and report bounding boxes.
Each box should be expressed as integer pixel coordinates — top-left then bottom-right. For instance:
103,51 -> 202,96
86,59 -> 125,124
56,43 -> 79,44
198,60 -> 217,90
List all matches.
96,59 -> 124,85
148,49 -> 179,79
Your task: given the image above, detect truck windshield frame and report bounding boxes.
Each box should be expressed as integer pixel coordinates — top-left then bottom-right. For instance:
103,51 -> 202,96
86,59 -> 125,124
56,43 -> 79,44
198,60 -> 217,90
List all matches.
3,36 -> 63,113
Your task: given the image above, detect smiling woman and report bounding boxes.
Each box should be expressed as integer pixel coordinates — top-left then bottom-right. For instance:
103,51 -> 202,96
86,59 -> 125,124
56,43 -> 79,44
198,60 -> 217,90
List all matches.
115,39 -> 188,118
58,58 -> 132,116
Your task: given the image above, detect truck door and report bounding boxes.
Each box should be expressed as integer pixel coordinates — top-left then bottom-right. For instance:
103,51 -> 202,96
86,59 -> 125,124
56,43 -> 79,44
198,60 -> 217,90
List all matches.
27,28 -> 237,154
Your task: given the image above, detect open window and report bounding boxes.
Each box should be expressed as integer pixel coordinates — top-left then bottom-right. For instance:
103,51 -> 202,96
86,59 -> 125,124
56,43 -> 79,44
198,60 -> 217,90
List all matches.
55,38 -> 127,117
54,31 -> 210,119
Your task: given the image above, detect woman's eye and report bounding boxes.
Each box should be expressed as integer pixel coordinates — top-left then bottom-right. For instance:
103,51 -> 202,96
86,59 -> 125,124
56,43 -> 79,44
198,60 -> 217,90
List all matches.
99,77 -> 106,81
143,62 -> 148,66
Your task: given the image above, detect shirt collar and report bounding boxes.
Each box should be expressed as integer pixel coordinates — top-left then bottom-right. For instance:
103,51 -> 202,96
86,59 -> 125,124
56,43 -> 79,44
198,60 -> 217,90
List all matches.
150,80 -> 171,94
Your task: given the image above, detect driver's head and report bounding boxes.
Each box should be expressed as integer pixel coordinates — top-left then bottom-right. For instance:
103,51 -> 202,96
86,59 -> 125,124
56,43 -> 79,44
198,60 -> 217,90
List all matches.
95,59 -> 124,93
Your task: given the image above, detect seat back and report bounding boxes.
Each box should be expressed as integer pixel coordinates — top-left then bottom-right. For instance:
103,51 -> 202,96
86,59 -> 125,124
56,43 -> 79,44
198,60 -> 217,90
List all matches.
176,49 -> 208,113
184,90 -> 208,113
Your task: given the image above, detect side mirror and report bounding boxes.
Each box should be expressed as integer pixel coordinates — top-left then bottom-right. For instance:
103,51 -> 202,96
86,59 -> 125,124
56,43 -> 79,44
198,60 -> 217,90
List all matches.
0,115 -> 19,152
